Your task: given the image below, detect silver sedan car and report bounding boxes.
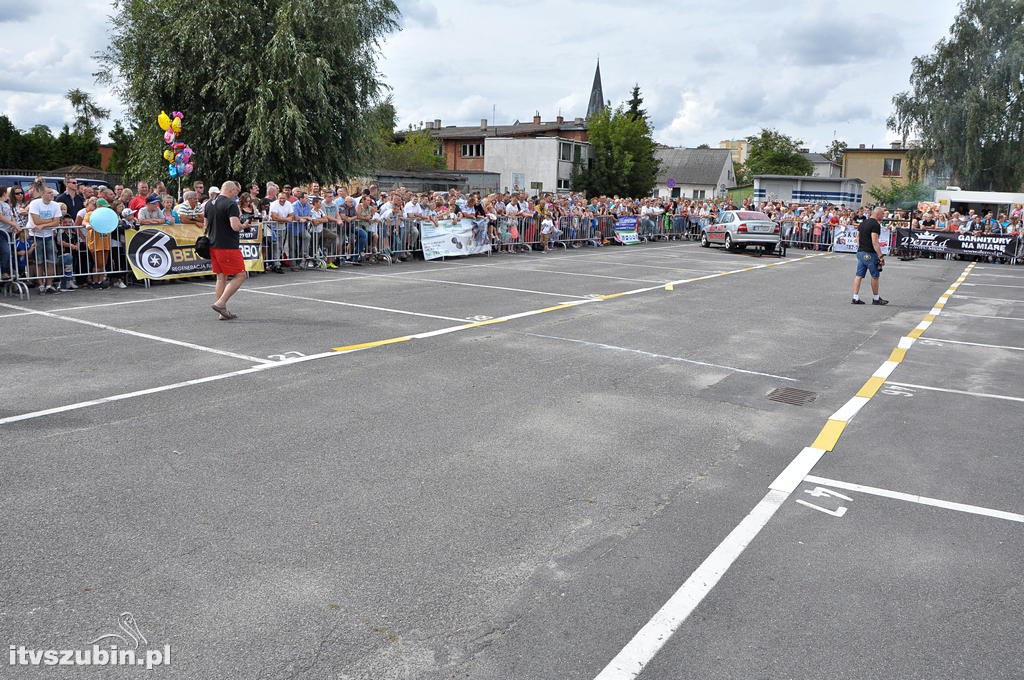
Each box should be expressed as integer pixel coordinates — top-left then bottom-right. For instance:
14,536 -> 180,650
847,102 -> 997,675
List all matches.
700,210 -> 781,254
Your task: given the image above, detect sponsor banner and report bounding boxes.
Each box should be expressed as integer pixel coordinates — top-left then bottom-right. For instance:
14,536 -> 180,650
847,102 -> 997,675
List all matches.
126,224 -> 264,280
896,229 -> 1021,259
421,219 -> 490,260
833,225 -> 893,255
614,216 -> 641,245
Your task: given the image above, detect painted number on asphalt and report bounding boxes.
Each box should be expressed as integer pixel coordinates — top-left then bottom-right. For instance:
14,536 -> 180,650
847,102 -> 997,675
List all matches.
881,385 -> 916,397
468,315 -> 493,321
268,351 -> 306,361
796,486 -> 853,517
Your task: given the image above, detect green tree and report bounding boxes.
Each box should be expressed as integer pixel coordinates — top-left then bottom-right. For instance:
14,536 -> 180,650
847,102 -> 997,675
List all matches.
97,0 -> 400,184
745,129 -> 813,177
824,139 -> 847,164
888,0 -> 1024,191
65,88 -> 110,138
106,121 -> 135,175
380,130 -> 445,172
733,162 -> 751,186
0,115 -> 23,167
866,178 -> 930,207
573,105 -> 659,197
626,84 -> 647,122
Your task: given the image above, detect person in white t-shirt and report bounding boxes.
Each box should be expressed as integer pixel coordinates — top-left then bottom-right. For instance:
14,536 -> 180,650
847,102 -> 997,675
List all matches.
307,196 -> 328,266
266,193 -> 294,272
28,188 -> 64,293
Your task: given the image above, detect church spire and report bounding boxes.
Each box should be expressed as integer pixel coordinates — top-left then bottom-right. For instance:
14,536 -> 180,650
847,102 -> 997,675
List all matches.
587,59 -> 605,119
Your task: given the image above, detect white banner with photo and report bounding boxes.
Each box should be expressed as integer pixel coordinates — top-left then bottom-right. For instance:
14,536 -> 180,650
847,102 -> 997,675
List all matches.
420,219 -> 491,260
833,225 -> 892,255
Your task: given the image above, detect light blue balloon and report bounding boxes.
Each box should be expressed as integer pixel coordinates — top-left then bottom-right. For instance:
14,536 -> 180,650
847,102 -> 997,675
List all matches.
90,207 -> 119,234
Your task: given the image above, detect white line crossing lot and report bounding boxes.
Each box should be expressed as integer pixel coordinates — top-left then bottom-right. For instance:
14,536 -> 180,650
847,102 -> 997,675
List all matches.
953,294 -> 1024,304
942,310 -> 1024,322
0,301 -> 272,365
920,337 -> 1024,352
885,381 -> 1024,403
804,475 -> 1024,523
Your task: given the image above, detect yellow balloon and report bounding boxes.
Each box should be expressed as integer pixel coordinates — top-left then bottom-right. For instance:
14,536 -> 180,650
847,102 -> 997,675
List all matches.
163,149 -> 174,162
170,117 -> 182,134
158,110 -> 171,131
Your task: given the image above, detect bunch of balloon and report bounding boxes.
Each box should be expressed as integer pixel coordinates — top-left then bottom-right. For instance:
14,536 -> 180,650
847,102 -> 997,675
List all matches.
158,110 -> 195,198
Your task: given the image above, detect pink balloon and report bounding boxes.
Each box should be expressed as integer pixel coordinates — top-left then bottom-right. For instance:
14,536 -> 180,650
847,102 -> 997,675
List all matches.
172,111 -> 183,120
164,130 -> 175,144
184,163 -> 194,175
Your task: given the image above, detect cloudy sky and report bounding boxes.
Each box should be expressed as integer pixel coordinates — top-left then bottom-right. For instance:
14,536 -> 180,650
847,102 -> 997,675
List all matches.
2,0 -> 962,153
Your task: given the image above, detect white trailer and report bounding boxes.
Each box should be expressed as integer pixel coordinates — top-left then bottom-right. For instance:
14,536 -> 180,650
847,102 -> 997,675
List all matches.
933,188 -> 1024,216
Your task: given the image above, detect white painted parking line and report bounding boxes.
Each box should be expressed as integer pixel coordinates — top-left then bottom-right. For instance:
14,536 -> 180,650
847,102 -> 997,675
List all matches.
965,272 -> 1024,279
829,396 -> 871,422
872,361 -> 900,379
942,311 -> 1024,322
484,264 -> 663,284
885,381 -> 1024,403
191,283 -> 470,323
523,333 -> 798,381
367,276 -> 591,299
575,260 -> 725,274
593,489 -> 789,680
769,447 -> 827,494
959,282 -> 1024,289
954,294 -> 1024,304
0,301 -> 272,365
804,475 -> 1024,523
920,337 -> 1024,352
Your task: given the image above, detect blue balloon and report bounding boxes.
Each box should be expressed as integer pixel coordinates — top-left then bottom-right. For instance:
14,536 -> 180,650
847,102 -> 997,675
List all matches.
90,207 -> 119,234
168,163 -> 179,178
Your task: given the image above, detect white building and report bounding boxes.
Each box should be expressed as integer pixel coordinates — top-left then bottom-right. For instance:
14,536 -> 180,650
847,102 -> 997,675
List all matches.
754,175 -> 866,208
483,137 -> 590,195
653,148 -> 736,200
801,152 -> 842,178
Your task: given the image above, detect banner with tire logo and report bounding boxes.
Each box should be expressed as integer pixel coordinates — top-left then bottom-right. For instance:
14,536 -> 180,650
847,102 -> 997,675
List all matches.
125,226 -> 264,280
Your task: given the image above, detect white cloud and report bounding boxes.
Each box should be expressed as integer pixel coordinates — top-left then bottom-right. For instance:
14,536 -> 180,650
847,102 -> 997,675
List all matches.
0,0 -> 964,153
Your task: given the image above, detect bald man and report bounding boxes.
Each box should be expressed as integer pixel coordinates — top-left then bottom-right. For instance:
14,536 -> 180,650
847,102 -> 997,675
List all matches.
205,181 -> 246,319
851,206 -> 889,305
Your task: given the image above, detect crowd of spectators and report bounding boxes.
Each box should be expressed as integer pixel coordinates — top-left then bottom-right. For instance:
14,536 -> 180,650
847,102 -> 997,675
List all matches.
3,175 -> 1022,291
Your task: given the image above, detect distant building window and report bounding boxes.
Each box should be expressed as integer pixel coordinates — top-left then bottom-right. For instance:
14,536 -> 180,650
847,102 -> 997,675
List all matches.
560,142 -> 573,162
692,189 -> 706,200
883,158 -> 902,177
461,143 -> 483,158
671,187 -> 681,198
434,144 -> 443,157
557,179 -> 571,190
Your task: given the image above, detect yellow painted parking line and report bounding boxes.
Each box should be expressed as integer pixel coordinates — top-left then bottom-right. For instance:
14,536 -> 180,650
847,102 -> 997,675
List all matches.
888,348 -> 907,363
923,314 -> 937,323
856,376 -> 887,398
907,328 -> 925,339
332,336 -> 411,352
811,419 -> 847,451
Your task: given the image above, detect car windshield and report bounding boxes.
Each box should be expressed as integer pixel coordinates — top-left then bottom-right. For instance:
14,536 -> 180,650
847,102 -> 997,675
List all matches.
737,211 -> 770,220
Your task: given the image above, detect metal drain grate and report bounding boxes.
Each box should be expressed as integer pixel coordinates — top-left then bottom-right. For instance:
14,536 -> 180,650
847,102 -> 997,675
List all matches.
767,387 -> 819,406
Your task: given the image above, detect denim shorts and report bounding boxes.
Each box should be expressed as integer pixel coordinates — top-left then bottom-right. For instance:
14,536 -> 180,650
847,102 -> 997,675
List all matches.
33,236 -> 56,264
856,251 -> 880,278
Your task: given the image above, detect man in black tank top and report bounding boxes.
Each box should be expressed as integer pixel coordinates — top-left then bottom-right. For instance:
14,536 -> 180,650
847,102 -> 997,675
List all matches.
851,206 -> 888,305
205,181 -> 246,319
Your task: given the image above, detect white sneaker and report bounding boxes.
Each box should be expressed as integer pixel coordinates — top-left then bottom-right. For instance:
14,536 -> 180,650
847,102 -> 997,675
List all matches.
114,281 -> 127,289
67,281 -> 79,289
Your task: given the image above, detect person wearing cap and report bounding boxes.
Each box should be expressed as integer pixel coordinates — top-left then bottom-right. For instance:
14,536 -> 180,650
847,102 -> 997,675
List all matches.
136,193 -> 167,226
83,197 -> 112,289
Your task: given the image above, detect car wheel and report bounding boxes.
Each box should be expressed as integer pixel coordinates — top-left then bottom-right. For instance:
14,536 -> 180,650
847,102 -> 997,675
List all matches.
724,234 -> 735,252
700,231 -> 710,248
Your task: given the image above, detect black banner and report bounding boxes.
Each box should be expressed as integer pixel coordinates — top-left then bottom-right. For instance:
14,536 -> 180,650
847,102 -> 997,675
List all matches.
896,229 -> 1021,259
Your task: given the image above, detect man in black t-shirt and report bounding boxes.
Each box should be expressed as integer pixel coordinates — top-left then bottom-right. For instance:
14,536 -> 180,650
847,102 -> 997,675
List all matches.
205,181 -> 246,320
851,206 -> 888,305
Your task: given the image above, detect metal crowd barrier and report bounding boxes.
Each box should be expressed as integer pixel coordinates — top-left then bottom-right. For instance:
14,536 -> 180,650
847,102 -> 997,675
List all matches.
0,223 -> 133,299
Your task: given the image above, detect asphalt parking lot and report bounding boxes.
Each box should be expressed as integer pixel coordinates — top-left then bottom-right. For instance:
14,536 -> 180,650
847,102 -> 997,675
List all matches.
1,242 -> 1021,679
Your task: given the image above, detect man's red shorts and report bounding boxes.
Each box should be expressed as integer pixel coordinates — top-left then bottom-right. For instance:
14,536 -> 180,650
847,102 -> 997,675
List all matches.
209,248 -> 245,275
